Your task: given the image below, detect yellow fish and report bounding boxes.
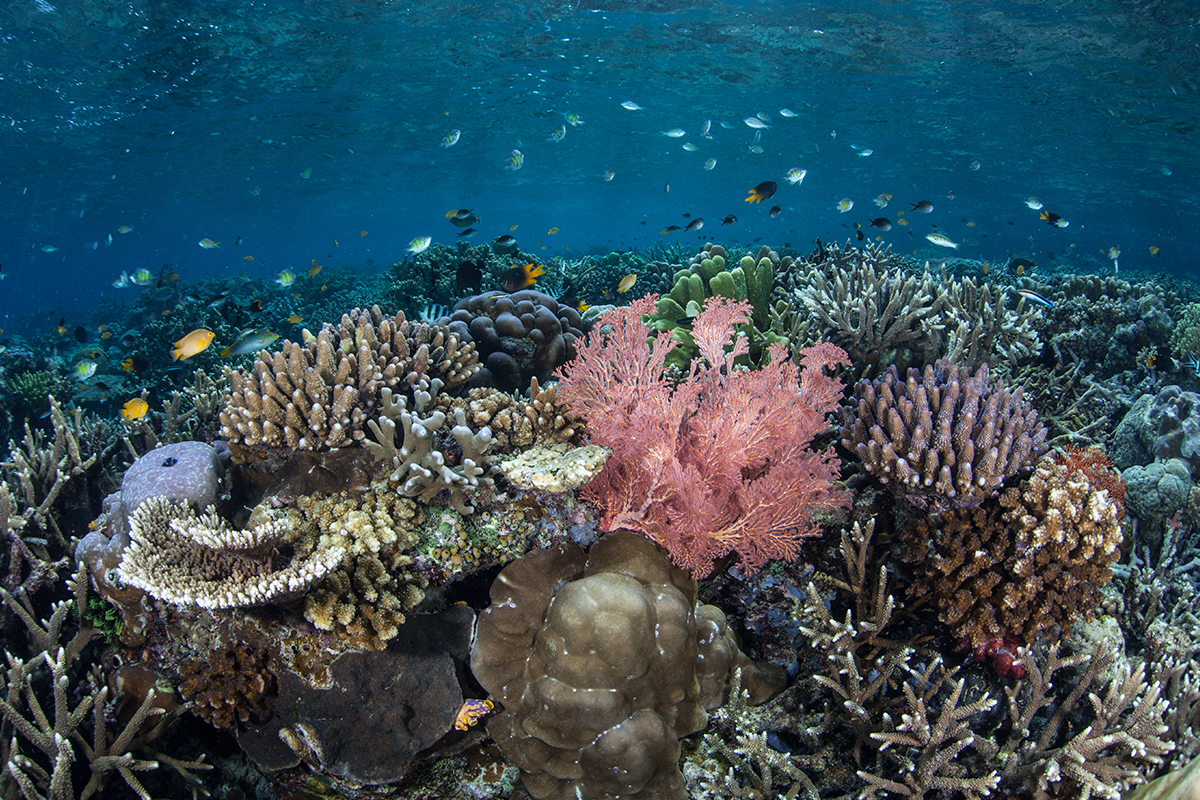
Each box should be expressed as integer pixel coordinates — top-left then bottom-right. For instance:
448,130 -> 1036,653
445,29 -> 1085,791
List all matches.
198,238 -> 220,249
1150,245 -> 1160,256
117,225 -> 134,234
171,328 -> 215,361
244,255 -> 254,261
308,261 -> 322,278
121,397 -> 149,421
617,273 -> 637,293
548,227 -> 559,235
287,314 -> 304,324
334,239 -> 339,247
360,230 -> 367,237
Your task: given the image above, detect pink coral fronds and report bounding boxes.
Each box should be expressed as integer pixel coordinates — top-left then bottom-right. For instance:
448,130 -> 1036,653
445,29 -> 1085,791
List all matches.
556,295 -> 850,576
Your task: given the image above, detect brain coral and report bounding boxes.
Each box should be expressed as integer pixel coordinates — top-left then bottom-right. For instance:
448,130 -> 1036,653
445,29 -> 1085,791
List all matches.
471,530 -> 785,800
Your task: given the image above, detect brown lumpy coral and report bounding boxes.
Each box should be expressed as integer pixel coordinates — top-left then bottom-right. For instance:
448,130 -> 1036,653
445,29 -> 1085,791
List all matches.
178,643 -> 275,729
471,531 -> 785,800
840,358 -> 1049,508
900,450 -> 1123,647
220,305 -> 479,451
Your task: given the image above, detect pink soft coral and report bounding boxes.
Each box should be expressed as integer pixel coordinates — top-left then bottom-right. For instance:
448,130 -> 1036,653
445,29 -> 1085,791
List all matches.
556,295 -> 850,577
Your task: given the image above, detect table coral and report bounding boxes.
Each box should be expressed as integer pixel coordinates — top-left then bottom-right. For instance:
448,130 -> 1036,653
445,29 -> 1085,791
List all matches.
471,530 -> 786,800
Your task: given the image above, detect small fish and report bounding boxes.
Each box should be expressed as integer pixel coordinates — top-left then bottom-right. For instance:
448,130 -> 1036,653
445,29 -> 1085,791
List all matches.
603,169 -> 616,181
360,230 -> 367,237
440,129 -> 461,148
768,206 -> 782,219
616,274 -> 637,293
549,125 -> 566,142
564,111 -> 584,126
287,314 -> 304,324
946,190 -> 955,199
1107,246 -> 1121,260
875,193 -> 892,208
117,225 -> 134,234
854,146 -> 873,157
112,271 -> 130,288
896,217 -> 910,226
1016,288 -> 1054,308
1025,197 -> 1044,210
1149,245 -> 1160,256
121,397 -> 149,421
276,269 -> 296,287
720,215 -> 737,225
171,328 -> 215,361
719,120 -> 735,130
244,255 -> 254,261
1161,166 -> 1172,176
743,116 -> 770,129
300,167 -> 312,178
745,180 -> 778,204
969,160 -> 981,171
418,303 -> 448,323
407,236 -> 433,254
684,218 -> 704,232
837,198 -> 854,213
779,107 -> 798,117
457,228 -> 478,238
661,225 -> 682,234
925,232 -> 959,249
41,245 -> 57,253
664,183 -> 670,194
1039,210 -> 1069,227
703,158 -> 717,170
106,234 -> 112,245
248,299 -> 264,313
235,236 -> 243,245
220,329 -> 280,357
700,119 -> 712,137
661,128 -> 686,138
494,234 -> 518,248
910,200 -> 934,213
506,149 -> 524,170
547,227 -> 559,235
785,168 -> 807,185
748,144 -> 764,154
620,100 -> 643,110
868,217 -> 892,231
308,262 -> 322,278
198,238 -> 220,249
500,263 -> 545,292
681,143 -> 698,151
130,268 -> 153,286
251,186 -> 261,196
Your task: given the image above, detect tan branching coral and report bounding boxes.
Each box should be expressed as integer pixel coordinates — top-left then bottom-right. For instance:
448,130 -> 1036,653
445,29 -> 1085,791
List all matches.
437,378 -> 581,451
220,305 -> 479,450
292,480 -> 426,650
901,451 -> 1123,647
365,378 -> 496,514
840,359 -> 1049,508
117,497 -> 345,609
939,274 -> 1042,369
179,643 -> 275,730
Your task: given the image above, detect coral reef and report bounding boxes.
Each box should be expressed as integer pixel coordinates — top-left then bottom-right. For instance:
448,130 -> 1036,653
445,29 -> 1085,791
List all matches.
220,305 -> 478,450
178,642 -> 275,729
437,289 -> 585,392
840,358 -> 1049,508
471,531 -> 786,800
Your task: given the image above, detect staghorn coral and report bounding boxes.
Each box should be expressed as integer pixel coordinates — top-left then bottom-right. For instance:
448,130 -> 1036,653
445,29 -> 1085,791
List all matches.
178,643 -> 275,730
470,531 -> 786,800
291,479 -> 426,650
7,371 -> 73,412
116,497 -> 345,609
840,358 -> 1049,509
220,305 -> 478,451
938,272 -> 1042,369
901,450 -> 1123,648
1170,302 -> 1200,359
365,378 -> 496,515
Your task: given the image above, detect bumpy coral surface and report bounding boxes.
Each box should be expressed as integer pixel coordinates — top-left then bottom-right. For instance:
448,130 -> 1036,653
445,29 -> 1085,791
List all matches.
471,531 -> 785,800
840,358 -> 1048,508
901,450 -> 1123,647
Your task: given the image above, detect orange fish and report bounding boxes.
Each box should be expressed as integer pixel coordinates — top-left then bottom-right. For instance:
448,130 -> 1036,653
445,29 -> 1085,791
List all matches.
616,274 -> 637,293
744,180 -> 777,204
171,328 -> 215,361
499,263 -> 544,292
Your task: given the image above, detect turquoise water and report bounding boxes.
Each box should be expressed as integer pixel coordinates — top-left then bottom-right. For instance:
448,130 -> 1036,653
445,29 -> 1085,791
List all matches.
1,0 -> 1197,329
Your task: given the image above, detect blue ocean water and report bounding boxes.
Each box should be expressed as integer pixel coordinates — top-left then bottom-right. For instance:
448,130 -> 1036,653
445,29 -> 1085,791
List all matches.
1,0 -> 1197,333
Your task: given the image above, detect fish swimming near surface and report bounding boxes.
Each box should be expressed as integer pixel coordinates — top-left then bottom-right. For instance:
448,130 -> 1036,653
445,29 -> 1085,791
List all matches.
910,200 -> 934,213
785,168 -> 807,185
768,206 -> 782,219
117,225 -> 133,234
875,193 -> 892,208
121,397 -> 150,421
720,215 -> 737,225
198,238 -> 220,249
868,217 -> 892,231
704,158 -> 717,170
745,180 -> 778,204
1025,197 -> 1043,210
837,198 -> 854,213
743,117 -> 770,129
1015,288 -> 1055,308
506,149 -> 524,170
440,129 -> 461,148
1039,210 -> 1069,227
621,100 -> 643,110
171,329 -> 215,361
220,330 -> 279,358
500,263 -> 545,292
684,218 -> 704,232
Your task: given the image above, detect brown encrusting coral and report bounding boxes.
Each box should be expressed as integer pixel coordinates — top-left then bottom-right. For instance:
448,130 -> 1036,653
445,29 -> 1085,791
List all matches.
471,531 -> 786,800
178,642 -> 275,729
219,305 -> 479,451
901,449 -> 1124,648
840,358 -> 1049,508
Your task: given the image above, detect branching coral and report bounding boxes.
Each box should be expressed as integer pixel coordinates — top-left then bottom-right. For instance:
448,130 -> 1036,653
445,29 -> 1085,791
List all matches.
840,358 -> 1049,508
220,305 -> 478,450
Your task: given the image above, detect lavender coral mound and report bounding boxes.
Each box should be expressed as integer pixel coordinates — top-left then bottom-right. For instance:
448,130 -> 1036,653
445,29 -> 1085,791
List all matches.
119,440 -> 230,516
471,531 -> 785,800
438,289 -> 584,392
840,358 -> 1048,507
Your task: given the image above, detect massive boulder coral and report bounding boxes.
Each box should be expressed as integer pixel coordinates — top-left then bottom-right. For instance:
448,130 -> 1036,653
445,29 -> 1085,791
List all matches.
437,289 -> 585,392
471,531 -> 786,800
900,449 -> 1124,648
840,358 -> 1049,508
220,305 -> 479,451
